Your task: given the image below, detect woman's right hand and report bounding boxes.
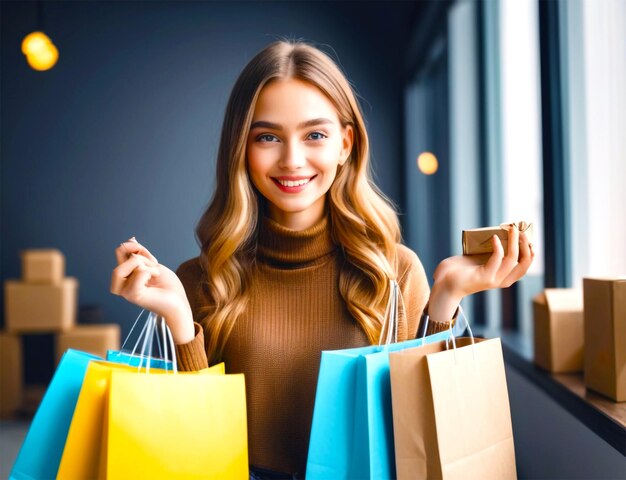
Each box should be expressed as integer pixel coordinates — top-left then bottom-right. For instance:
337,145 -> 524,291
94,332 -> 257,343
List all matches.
110,238 -> 195,344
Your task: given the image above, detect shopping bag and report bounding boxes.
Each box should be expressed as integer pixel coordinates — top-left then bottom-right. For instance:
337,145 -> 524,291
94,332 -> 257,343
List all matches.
305,330 -> 449,480
62,310 -> 247,479
390,337 -> 517,480
103,367 -> 248,479
57,361 -> 226,479
307,280 -> 454,479
9,349 -> 101,480
305,282 -> 449,479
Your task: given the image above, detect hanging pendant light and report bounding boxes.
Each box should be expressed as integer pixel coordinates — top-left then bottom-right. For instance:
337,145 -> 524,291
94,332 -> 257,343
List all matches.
21,1 -> 59,71
22,31 -> 59,71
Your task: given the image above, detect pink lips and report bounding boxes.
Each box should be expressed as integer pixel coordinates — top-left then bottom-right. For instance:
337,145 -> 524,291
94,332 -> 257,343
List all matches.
272,175 -> 316,193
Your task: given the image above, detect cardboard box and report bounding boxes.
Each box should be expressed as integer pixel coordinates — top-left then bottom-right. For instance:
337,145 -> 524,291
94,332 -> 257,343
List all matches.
55,324 -> 121,364
462,222 -> 534,255
0,333 -> 23,417
583,277 -> 626,402
4,277 -> 78,332
533,289 -> 584,373
21,249 -> 65,284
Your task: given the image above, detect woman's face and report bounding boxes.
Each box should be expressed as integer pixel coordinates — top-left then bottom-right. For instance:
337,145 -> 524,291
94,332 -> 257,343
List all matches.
246,78 -> 353,231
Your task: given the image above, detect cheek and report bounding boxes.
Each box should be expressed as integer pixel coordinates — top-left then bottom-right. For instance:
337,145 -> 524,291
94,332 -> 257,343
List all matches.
247,147 -> 272,179
311,140 -> 343,166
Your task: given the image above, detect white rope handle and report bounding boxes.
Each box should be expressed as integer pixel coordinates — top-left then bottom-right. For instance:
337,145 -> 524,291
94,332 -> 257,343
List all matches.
119,310 -> 178,374
443,305 -> 476,364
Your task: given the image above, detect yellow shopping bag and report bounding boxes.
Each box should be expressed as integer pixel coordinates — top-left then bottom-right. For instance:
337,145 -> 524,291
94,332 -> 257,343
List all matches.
104,367 -> 247,479
58,361 -> 226,479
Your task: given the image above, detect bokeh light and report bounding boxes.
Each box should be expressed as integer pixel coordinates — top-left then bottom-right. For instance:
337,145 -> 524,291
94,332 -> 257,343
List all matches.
417,152 -> 439,175
21,31 -> 59,71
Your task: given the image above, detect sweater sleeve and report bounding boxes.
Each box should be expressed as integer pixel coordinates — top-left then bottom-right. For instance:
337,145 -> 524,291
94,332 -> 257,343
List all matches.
175,322 -> 209,371
174,257 -> 209,371
396,245 -> 431,340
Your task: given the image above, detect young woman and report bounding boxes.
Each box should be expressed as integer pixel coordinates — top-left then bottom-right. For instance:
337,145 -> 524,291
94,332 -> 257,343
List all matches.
110,40 -> 533,478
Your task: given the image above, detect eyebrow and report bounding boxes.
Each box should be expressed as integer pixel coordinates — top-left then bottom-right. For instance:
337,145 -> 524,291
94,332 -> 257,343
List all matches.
249,117 -> 334,131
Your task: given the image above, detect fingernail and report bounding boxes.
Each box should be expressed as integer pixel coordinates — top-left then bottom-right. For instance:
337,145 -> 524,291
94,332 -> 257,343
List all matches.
130,236 -> 137,242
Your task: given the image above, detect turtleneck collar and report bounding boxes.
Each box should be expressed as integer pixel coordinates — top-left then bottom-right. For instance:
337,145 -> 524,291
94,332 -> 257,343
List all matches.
257,215 -> 337,268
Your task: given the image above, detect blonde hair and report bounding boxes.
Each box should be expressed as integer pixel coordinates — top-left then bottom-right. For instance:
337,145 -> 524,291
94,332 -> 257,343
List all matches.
196,41 -> 401,364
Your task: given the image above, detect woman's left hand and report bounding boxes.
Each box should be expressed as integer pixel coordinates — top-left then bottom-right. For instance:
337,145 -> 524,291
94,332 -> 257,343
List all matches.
428,224 -> 535,323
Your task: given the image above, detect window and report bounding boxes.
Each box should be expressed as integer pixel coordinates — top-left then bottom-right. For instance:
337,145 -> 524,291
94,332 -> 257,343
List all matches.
404,0 -> 624,332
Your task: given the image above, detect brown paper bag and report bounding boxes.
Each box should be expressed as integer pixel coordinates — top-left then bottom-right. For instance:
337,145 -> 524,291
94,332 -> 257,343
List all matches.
390,337 -> 517,480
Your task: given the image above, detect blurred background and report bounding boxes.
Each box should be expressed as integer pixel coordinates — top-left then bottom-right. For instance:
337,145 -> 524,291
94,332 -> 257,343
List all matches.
1,0 -> 625,477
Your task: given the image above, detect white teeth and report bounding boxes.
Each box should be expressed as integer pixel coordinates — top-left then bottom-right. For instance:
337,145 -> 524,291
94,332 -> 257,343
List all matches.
277,178 -> 311,187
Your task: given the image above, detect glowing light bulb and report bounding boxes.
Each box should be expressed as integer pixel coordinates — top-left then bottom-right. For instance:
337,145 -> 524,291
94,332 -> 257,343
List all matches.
22,31 -> 59,71
417,152 -> 439,175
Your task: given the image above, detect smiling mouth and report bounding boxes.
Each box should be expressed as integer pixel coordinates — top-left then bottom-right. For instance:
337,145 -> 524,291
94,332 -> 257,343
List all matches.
272,176 -> 316,188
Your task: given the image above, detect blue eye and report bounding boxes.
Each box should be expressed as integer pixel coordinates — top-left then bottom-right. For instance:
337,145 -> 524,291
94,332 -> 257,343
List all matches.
307,132 -> 327,141
257,134 -> 279,142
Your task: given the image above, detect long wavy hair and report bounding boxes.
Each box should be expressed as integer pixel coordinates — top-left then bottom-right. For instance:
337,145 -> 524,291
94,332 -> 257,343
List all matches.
196,40 -> 401,364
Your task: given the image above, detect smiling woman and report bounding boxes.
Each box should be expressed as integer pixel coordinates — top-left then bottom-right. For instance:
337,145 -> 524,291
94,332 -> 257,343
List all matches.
110,40 -> 533,477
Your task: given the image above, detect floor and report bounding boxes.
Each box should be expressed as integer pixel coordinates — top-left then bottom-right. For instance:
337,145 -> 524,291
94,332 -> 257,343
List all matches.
0,421 -> 30,479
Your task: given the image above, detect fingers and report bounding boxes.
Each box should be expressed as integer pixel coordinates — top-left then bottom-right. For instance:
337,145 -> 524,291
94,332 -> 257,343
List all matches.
482,234 -> 505,280
481,225 -> 534,288
494,225 -> 519,284
114,237 -> 158,265
501,230 -> 535,287
111,254 -> 160,296
119,266 -> 154,304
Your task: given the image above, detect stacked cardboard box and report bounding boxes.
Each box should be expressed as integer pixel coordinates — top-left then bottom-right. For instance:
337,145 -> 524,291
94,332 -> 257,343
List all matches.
532,289 -> 584,373
55,324 -> 120,365
0,333 -> 23,417
5,249 -> 76,332
583,277 -> 626,402
2,249 -> 120,416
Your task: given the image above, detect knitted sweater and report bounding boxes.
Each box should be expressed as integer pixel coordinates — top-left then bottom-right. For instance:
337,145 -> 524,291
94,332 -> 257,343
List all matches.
174,216 -> 430,474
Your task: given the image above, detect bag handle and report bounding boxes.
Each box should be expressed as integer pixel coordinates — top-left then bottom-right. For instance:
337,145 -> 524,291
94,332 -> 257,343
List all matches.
119,309 -> 178,373
442,306 -> 476,364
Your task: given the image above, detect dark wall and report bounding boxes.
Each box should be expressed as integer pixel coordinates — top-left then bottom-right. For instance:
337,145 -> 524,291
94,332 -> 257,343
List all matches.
1,0 -> 414,336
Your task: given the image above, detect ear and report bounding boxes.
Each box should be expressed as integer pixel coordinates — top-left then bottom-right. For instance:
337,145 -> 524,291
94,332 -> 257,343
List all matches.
338,125 -> 354,166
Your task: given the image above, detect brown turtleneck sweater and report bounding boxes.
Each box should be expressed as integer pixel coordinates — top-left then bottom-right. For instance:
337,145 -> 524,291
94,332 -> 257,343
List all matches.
174,216 -> 430,475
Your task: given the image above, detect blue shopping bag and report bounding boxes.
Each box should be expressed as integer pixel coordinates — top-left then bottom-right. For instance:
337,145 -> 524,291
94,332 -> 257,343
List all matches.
10,349 -> 100,480
106,350 -> 173,370
106,309 -> 175,370
306,330 -> 450,480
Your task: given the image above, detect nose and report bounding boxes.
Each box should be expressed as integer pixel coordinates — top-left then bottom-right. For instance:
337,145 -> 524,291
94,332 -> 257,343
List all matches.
278,140 -> 306,170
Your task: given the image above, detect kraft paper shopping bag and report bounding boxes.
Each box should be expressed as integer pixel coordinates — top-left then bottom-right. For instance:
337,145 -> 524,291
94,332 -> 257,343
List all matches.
390,340 -> 446,479
390,337 -> 517,480
306,330 -> 450,480
10,349 -> 100,480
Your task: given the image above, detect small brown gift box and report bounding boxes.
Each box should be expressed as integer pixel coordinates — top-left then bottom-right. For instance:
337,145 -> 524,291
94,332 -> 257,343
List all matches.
533,289 -> 584,373
21,249 -> 65,284
462,222 -> 534,255
583,277 -> 626,402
